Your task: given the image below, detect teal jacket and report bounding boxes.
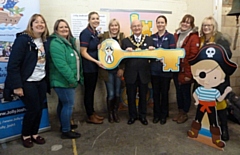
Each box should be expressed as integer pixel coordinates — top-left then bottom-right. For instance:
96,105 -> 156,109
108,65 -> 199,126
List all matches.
49,33 -> 84,88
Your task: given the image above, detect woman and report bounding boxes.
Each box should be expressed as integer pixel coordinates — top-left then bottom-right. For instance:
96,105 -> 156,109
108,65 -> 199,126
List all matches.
199,16 -> 232,141
172,14 -> 200,124
98,19 -> 125,123
79,11 -> 104,124
49,19 -> 83,139
4,14 -> 49,148
150,15 -> 176,125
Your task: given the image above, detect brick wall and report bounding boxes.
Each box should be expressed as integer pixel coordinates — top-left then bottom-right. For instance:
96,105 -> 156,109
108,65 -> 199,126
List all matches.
222,0 -> 240,94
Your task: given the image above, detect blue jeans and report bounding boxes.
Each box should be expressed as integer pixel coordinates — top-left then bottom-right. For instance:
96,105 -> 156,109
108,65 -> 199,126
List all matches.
54,87 -> 75,132
173,74 -> 192,113
105,70 -> 121,100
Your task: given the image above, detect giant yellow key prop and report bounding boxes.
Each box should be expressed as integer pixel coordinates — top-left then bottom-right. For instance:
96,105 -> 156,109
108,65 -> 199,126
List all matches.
98,39 -> 185,71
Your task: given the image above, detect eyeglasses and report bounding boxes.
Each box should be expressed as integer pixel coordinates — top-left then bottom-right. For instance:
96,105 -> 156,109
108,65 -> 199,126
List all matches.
202,24 -> 213,27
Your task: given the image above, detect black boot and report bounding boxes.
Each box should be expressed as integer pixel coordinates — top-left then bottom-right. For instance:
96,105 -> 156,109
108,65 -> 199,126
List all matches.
221,125 -> 229,141
107,99 -> 114,123
113,97 -> 120,123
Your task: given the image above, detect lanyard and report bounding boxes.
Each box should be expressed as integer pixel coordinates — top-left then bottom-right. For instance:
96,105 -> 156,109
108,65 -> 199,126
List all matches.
156,34 -> 166,48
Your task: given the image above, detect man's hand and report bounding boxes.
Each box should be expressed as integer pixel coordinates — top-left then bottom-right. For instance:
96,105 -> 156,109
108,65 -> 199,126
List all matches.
125,47 -> 133,52
148,46 -> 155,50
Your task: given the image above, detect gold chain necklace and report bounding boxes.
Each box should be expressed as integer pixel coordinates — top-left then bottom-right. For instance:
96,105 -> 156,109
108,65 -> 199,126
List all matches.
128,35 -> 146,51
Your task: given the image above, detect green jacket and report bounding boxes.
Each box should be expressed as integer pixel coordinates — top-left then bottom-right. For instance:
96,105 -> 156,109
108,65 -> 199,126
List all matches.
49,34 -> 84,88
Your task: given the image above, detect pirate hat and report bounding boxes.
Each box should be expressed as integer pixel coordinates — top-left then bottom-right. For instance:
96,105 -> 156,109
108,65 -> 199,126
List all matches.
189,44 -> 237,75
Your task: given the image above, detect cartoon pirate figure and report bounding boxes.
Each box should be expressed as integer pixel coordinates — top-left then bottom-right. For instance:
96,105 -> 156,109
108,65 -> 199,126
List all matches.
187,44 -> 237,148
105,46 -> 113,64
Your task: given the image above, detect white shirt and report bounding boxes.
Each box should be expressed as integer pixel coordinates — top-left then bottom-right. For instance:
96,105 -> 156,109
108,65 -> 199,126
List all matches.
134,34 -> 142,43
27,38 -> 46,81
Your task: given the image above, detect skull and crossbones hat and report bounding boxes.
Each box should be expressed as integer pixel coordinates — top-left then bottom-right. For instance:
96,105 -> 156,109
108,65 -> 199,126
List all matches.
189,44 -> 237,75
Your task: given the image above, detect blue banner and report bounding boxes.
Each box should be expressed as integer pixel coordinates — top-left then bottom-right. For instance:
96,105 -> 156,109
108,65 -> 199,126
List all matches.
0,0 -> 50,144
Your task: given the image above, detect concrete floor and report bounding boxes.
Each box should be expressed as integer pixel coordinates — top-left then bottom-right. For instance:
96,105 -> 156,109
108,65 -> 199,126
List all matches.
1,103 -> 240,155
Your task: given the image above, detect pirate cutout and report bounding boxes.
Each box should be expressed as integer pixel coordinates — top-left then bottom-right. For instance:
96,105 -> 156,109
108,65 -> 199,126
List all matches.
105,45 -> 114,64
188,44 -> 237,150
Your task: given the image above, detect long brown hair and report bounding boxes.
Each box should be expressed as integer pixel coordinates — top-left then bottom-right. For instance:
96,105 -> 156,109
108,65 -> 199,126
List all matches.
180,14 -> 195,28
25,14 -> 49,41
53,19 -> 74,42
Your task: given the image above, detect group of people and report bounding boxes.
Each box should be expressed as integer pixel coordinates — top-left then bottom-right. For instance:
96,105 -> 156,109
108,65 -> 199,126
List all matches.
3,11 -> 233,148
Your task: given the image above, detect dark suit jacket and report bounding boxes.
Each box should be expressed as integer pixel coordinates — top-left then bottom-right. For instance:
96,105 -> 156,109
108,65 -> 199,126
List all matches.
121,34 -> 153,84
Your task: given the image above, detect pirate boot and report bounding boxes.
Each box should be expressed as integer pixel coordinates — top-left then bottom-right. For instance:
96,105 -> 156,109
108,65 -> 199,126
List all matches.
187,121 -> 201,138
210,126 -> 226,148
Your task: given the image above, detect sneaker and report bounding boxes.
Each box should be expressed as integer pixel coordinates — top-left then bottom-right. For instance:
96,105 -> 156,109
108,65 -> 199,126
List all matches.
61,131 -> 81,139
60,124 -> 78,132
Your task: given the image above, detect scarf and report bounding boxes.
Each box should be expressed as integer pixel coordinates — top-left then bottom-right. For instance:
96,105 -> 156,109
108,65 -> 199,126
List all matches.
200,35 -> 215,48
176,28 -> 192,48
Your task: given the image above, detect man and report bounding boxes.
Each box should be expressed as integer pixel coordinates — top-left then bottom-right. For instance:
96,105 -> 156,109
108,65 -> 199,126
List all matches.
119,20 -> 154,125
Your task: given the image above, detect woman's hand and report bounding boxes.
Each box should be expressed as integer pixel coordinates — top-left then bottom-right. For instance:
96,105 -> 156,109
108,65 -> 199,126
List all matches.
184,77 -> 191,81
96,60 -> 105,69
117,69 -> 124,77
14,88 -> 24,97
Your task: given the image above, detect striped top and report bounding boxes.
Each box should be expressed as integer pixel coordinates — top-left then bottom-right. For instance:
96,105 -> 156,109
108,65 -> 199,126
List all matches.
195,86 -> 220,101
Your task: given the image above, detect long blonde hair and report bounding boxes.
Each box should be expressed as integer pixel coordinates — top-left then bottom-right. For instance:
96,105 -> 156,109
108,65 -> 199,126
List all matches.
25,14 -> 49,41
108,18 -> 121,40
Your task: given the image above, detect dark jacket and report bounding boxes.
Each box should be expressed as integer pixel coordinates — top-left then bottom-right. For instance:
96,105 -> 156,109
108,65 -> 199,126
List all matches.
174,27 -> 200,84
150,31 -> 176,77
3,32 -> 50,101
120,34 -> 154,84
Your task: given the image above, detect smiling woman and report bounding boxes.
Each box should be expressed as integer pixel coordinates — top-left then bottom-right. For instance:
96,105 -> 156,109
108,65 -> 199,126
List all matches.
49,19 -> 83,139
79,12 -> 105,124
173,14 -> 200,124
3,14 -> 49,148
98,18 -> 125,123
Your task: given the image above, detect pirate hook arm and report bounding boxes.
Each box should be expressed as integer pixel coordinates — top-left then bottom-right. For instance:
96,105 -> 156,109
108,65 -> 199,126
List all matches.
193,92 -> 199,105
217,86 -> 232,102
